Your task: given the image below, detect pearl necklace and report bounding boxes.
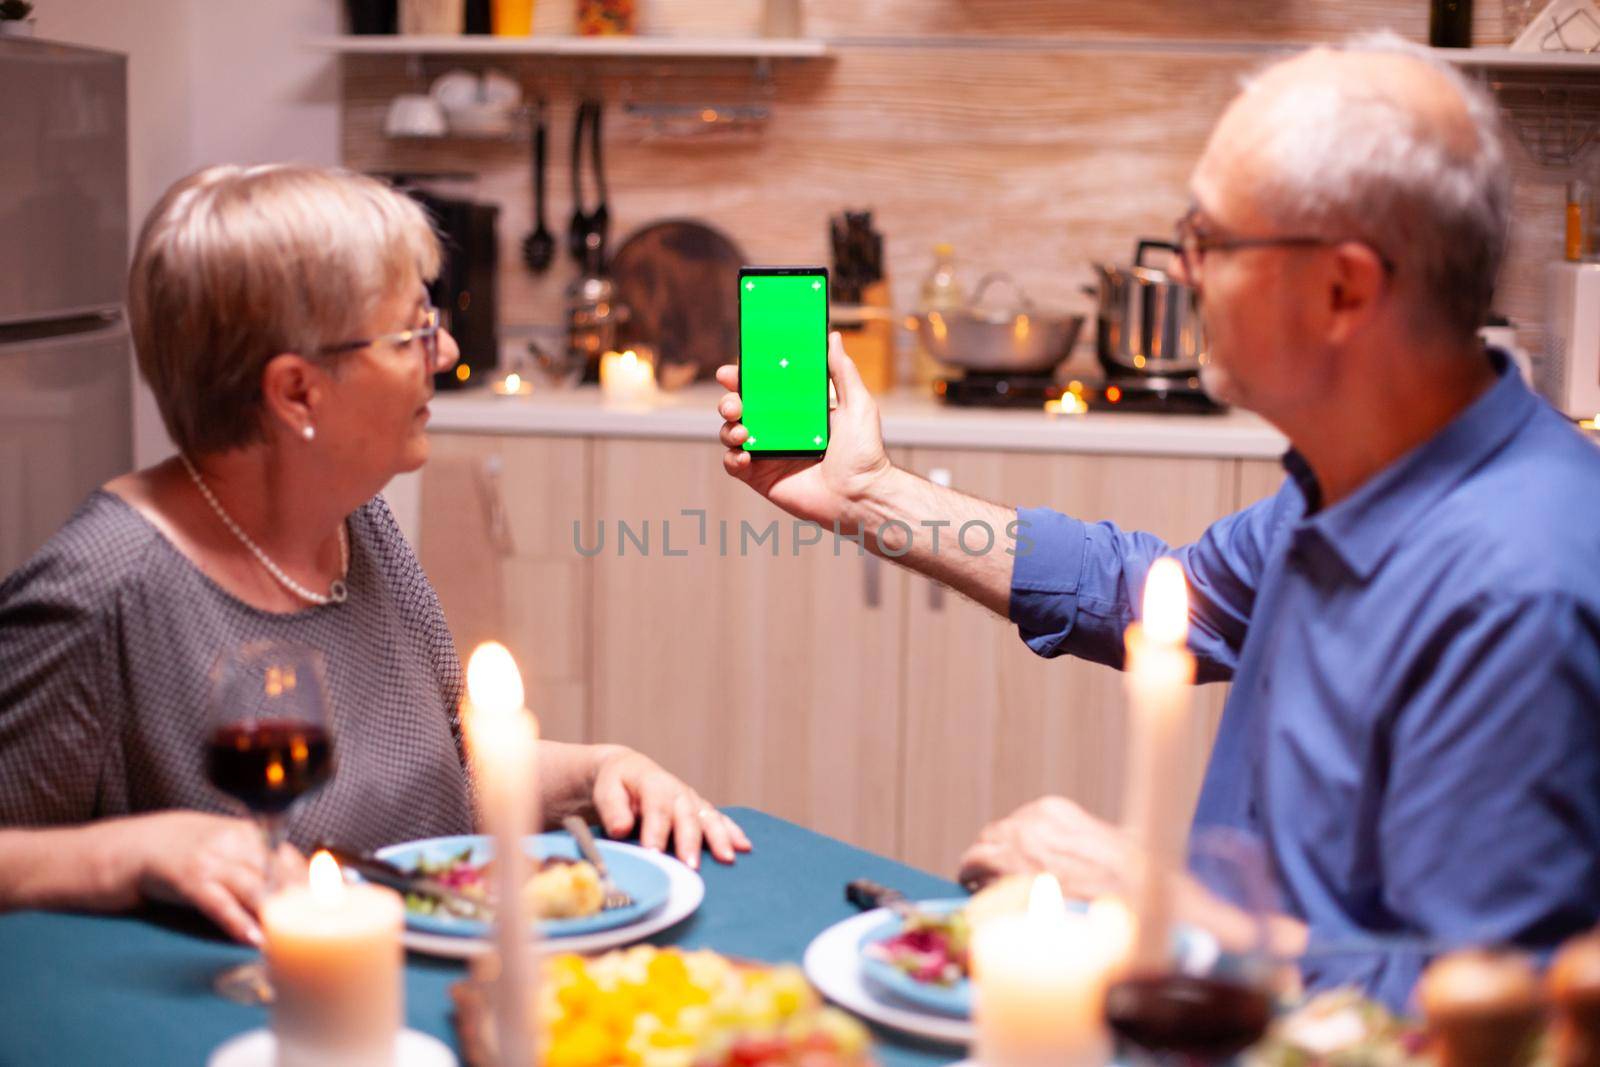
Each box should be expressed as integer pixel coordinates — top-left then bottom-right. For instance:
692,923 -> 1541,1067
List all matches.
180,454 -> 349,606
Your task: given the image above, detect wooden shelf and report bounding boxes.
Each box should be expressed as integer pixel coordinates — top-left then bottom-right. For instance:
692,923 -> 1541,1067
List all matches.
1436,47 -> 1600,71
310,34 -> 829,59
311,35 -> 1600,69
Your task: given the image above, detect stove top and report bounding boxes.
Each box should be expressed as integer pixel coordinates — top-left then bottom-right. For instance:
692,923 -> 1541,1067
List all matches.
934,373 -> 1059,409
1087,376 -> 1226,414
934,373 -> 1226,414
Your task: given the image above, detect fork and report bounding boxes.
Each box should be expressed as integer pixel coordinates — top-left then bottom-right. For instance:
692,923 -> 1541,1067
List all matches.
562,815 -> 633,910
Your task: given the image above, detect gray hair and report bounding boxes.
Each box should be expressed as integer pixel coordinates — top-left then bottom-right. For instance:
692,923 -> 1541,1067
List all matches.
1240,32 -> 1511,342
129,164 -> 442,457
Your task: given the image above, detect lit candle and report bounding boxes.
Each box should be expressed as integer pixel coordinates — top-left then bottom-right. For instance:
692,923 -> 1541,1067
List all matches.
491,371 -> 533,396
1122,557 -> 1197,969
972,875 -> 1126,1067
598,348 -> 657,406
463,641 -> 541,1067
262,851 -> 404,1067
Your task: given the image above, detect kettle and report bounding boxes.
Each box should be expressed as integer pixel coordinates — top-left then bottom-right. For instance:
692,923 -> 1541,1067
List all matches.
1088,239 -> 1207,379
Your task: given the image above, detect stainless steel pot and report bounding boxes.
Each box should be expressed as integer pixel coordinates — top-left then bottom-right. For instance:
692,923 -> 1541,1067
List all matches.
1089,239 -> 1206,377
911,272 -> 1084,374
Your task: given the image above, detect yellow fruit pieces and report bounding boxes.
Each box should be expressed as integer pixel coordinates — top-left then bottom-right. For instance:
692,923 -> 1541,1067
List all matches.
538,946 -> 872,1067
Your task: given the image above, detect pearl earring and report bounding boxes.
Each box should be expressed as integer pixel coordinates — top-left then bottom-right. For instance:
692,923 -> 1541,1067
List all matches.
302,425 -> 315,442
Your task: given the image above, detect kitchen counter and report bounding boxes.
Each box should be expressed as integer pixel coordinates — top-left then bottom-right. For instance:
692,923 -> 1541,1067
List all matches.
427,382 -> 1289,459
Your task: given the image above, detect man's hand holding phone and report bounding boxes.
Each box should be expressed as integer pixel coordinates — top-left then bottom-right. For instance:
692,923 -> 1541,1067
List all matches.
716,331 -> 896,533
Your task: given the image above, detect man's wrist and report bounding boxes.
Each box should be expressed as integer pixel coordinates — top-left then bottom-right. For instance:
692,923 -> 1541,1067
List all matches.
841,463 -> 914,544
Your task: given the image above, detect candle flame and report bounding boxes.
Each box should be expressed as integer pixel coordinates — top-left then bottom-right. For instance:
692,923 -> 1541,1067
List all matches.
466,641 -> 525,717
621,350 -> 638,368
1025,873 -> 1067,919
1141,557 -> 1189,647
309,849 -> 345,905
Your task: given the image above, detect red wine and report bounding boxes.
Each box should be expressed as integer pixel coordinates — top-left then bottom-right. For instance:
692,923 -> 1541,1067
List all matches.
206,720 -> 332,814
1105,972 -> 1273,1060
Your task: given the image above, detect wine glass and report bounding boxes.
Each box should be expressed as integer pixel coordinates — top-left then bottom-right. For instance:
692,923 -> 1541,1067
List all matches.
1104,827 -> 1282,1065
205,641 -> 336,1005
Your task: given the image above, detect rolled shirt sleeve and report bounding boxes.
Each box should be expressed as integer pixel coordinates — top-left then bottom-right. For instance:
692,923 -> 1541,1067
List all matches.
1008,483 -> 1294,682
1300,592 -> 1600,1011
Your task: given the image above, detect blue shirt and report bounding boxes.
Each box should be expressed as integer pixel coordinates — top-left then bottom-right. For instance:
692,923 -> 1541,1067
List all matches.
1008,355 -> 1600,1012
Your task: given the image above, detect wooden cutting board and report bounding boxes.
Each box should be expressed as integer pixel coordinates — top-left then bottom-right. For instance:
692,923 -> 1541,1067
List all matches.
610,219 -> 746,381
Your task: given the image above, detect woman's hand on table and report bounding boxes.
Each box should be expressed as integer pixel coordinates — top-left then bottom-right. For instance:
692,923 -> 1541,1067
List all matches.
588,746 -> 752,869
101,811 -> 305,946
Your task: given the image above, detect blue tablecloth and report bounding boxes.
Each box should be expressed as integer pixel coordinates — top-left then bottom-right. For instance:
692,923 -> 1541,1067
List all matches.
0,809 -> 963,1066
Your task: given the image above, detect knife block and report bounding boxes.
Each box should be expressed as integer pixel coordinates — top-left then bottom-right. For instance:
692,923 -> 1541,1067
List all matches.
832,280 -> 896,395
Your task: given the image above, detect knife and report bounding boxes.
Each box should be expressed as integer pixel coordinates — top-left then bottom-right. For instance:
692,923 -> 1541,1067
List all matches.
317,844 -> 489,919
846,878 -> 914,917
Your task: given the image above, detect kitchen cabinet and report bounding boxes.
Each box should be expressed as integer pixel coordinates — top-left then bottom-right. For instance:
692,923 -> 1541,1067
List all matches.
895,449 -> 1237,876
1238,457 -> 1287,509
416,433 -> 593,746
417,429 -> 1271,868
586,439 -> 911,858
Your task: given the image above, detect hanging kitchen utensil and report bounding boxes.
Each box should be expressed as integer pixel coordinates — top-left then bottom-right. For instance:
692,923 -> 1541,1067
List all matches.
588,101 -> 610,263
522,99 -> 554,273
567,100 -> 611,270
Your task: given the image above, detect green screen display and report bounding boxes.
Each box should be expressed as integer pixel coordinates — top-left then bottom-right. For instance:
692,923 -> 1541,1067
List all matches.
739,269 -> 829,454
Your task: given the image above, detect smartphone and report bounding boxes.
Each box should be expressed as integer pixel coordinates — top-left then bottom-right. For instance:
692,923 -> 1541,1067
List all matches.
738,266 -> 830,458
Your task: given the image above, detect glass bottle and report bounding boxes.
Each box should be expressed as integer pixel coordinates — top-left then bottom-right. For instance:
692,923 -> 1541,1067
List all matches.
919,242 -> 965,312
913,243 -> 964,387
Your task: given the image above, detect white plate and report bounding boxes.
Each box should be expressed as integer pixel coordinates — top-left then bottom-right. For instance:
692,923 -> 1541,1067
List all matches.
207,1028 -> 456,1067
398,841 -> 704,959
803,909 -> 973,1047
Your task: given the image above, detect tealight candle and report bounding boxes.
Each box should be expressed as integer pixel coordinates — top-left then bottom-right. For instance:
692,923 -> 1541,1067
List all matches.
462,641 -> 541,1067
491,371 -> 533,396
598,348 -> 656,406
1043,393 -> 1086,416
1122,557 -> 1197,969
262,851 -> 404,1067
972,875 -> 1122,1067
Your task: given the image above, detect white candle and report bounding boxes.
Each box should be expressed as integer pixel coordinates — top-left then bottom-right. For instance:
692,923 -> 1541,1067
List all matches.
599,349 -> 656,406
972,875 -> 1126,1067
262,851 -> 404,1067
463,641 -> 541,1067
1121,557 -> 1197,970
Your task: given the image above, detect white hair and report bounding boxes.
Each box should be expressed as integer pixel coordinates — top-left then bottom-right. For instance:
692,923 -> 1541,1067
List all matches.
129,164 -> 442,456
1240,32 -> 1511,341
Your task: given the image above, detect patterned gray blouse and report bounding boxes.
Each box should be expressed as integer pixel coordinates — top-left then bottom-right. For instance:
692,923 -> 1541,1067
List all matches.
0,490 -> 474,852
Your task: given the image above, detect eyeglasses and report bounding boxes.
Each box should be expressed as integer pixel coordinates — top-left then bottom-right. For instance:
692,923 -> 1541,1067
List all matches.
1174,205 -> 1395,285
317,305 -> 442,370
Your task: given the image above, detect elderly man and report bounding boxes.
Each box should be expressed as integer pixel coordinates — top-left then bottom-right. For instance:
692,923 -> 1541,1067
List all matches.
715,37 -> 1600,1009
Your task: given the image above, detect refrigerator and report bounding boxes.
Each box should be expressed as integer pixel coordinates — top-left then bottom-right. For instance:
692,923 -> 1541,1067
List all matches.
0,37 -> 131,578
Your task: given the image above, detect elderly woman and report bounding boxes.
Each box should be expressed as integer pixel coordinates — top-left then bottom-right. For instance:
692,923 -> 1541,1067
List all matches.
0,164 -> 747,946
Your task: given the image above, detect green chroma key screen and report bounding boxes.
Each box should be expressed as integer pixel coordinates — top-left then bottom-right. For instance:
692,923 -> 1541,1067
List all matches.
739,267 -> 829,455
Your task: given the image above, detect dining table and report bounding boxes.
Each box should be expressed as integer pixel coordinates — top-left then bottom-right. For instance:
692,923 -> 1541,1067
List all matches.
0,807 -> 964,1067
